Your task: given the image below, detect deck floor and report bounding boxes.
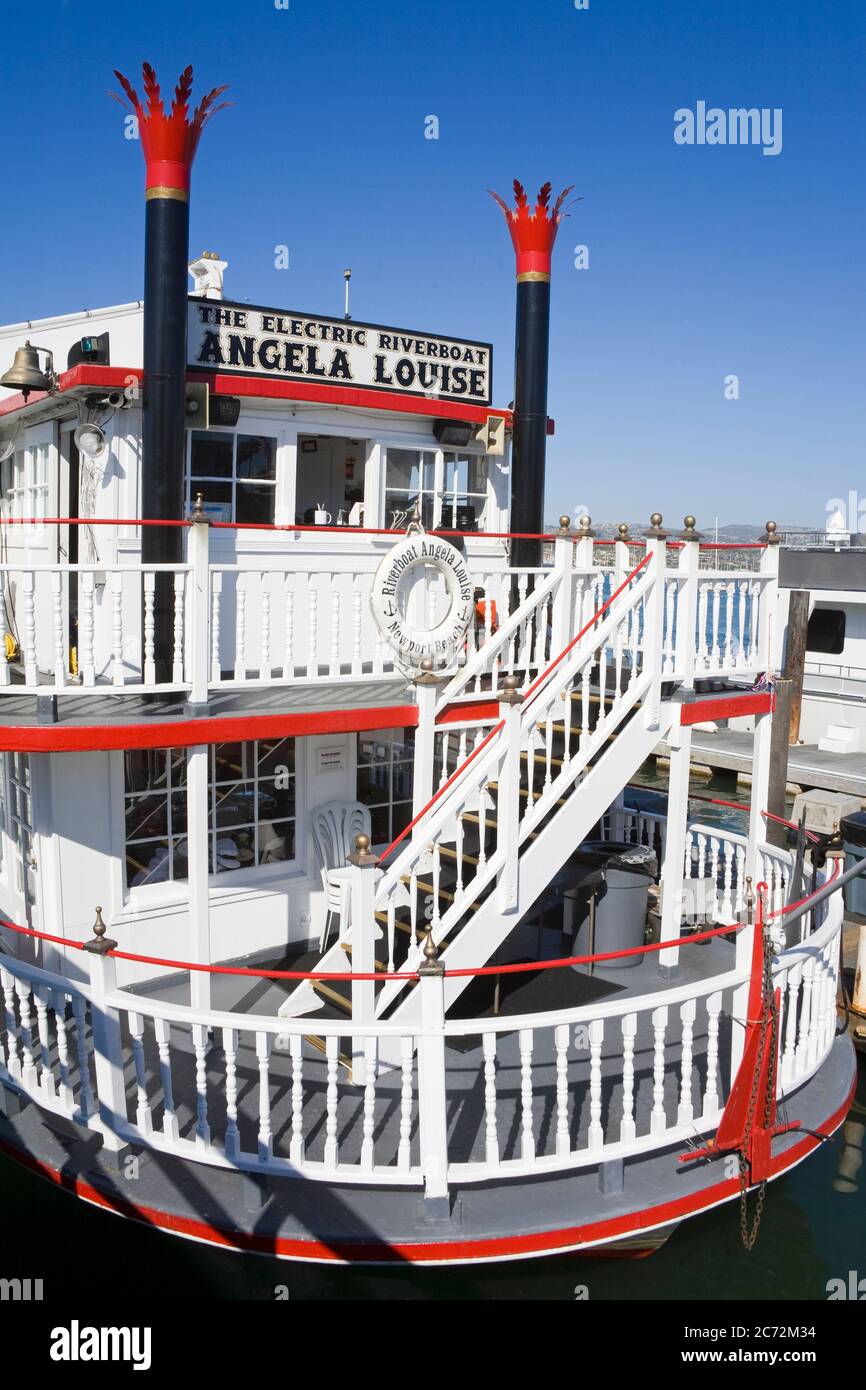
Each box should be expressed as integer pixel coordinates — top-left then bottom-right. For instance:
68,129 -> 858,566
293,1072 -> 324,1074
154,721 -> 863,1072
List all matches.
125,925 -> 739,1171
657,727 -> 866,796
0,674 -> 410,729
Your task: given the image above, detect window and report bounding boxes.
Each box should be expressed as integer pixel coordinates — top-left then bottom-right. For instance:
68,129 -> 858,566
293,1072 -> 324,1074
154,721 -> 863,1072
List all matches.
383,447 -> 490,531
384,449 -> 437,529
2,444 -> 49,527
0,753 -> 34,894
441,451 -> 489,532
187,431 -> 277,524
806,607 -> 846,656
124,739 -> 296,887
357,728 -> 414,845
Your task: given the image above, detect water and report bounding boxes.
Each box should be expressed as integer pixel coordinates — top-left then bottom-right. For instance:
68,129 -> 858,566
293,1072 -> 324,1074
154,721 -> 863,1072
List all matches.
2,1058 -> 863,1300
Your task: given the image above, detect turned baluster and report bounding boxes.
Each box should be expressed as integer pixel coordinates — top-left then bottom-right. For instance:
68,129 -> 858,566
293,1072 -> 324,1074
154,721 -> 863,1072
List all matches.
51,570 -> 66,688
650,1005 -> 669,1136
111,570 -> 124,684
703,993 -> 722,1116
193,1022 -> 212,1149
282,574 -> 294,679
360,1036 -> 378,1170
255,1031 -> 273,1161
172,572 -> 184,683
260,576 -> 272,680
519,1028 -> 535,1160
397,1035 -> 413,1171
587,1017 -> 604,1150
128,1011 -> 153,1136
144,572 -> 156,685
154,1015 -> 178,1142
483,1030 -> 499,1165
289,1033 -> 304,1166
554,1023 -> 570,1157
677,998 -> 696,1124
324,1035 -> 339,1168
223,1026 -> 240,1160
620,1013 -> 637,1144
234,578 -> 247,681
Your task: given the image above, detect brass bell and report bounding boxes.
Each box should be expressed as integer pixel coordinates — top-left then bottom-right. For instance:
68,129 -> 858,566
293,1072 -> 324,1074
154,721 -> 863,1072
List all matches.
0,341 -> 54,399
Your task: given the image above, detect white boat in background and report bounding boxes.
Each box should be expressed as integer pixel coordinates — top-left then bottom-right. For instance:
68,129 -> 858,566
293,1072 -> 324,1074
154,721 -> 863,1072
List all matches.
778,527 -> 866,755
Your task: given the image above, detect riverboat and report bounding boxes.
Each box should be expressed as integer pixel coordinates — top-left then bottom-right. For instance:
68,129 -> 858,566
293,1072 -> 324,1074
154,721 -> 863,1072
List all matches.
0,63 -> 855,1265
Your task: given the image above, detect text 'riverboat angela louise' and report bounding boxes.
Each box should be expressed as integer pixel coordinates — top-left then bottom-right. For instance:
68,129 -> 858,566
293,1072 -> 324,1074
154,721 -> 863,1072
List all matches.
0,64 -> 857,1265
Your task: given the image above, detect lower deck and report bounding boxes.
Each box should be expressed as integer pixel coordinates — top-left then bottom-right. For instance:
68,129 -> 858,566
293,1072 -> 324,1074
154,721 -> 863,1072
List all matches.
0,1033 -> 854,1263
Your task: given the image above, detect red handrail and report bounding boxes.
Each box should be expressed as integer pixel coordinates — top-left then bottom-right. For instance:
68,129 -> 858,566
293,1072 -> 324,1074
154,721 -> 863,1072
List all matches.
378,549 -> 653,864
0,516 -> 770,549
377,719 -> 504,865
0,912 -> 740,982
522,550 -> 652,707
0,861 -> 838,984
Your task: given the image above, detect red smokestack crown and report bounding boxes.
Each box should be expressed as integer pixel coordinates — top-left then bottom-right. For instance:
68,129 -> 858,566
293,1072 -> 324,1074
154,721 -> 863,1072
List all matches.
488,180 -> 578,280
111,63 -> 229,197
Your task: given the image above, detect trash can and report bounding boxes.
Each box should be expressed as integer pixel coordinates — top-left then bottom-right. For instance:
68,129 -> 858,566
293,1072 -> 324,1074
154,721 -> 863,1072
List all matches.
841,813 -> 866,917
567,841 -> 658,970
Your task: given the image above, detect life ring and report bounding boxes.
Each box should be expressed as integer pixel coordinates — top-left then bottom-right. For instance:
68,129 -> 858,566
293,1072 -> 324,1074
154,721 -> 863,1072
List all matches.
370,535 -> 473,665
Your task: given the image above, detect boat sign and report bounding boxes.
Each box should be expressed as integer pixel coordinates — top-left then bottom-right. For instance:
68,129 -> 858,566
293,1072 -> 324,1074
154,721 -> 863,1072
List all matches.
188,300 -> 492,404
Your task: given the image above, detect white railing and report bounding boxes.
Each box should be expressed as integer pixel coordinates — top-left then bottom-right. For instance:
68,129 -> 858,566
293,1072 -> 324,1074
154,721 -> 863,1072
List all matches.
0,562 -> 192,693
0,858 -> 843,1195
0,955 -> 96,1129
684,822 -> 795,927
208,563 -> 397,687
0,525 -> 778,698
662,551 -> 777,682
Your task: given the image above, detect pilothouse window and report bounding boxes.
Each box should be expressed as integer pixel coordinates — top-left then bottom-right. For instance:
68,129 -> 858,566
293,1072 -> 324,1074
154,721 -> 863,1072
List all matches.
384,448 -> 489,531
187,430 -> 277,524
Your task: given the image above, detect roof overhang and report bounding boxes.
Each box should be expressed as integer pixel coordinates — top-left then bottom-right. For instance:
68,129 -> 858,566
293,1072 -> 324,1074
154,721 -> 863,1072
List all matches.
0,363 -> 513,430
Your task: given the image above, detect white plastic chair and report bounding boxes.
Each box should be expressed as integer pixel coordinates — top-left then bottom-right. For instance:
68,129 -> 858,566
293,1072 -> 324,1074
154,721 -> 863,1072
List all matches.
310,801 -> 372,953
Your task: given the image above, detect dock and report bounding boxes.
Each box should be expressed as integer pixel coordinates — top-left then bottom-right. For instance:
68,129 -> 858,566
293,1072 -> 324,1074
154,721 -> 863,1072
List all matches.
656,728 -> 866,800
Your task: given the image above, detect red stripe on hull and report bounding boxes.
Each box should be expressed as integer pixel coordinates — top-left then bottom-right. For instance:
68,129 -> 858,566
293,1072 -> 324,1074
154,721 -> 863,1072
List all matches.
0,1075 -> 853,1265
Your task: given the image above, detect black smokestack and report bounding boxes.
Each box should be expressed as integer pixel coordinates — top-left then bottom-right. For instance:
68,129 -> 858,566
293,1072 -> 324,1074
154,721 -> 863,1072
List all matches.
489,179 -> 576,568
142,192 -> 189,678
510,278 -> 551,569
112,63 -> 228,683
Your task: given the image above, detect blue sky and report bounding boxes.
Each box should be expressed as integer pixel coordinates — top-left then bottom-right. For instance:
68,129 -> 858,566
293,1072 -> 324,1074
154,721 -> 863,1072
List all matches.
1,0 -> 863,527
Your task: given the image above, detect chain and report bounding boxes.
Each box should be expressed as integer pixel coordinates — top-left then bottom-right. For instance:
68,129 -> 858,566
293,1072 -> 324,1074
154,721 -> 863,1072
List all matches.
739,918 -> 778,1251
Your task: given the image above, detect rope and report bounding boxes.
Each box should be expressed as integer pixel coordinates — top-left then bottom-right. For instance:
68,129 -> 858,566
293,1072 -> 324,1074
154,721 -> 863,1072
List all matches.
0,863 -> 837,983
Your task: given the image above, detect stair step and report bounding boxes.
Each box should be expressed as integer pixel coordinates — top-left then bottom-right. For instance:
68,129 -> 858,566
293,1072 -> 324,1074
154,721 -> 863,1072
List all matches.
303,1034 -> 354,1075
413,879 -> 483,910
375,910 -> 416,937
312,980 -> 353,1014
340,943 -> 388,970
439,844 -> 481,868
